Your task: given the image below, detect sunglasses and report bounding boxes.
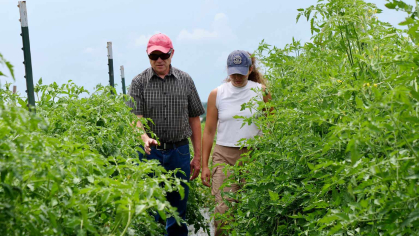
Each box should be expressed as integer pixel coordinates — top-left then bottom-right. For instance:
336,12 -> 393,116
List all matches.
148,49 -> 173,61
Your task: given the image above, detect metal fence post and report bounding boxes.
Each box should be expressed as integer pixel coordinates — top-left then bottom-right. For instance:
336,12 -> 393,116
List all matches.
120,65 -> 126,94
107,42 -> 114,91
18,1 -> 35,111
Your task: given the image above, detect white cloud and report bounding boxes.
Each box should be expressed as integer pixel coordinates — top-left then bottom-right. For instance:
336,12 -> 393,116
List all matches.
178,29 -> 218,41
135,35 -> 151,47
83,47 -> 94,53
134,31 -> 161,47
214,12 -> 225,21
177,13 -> 236,43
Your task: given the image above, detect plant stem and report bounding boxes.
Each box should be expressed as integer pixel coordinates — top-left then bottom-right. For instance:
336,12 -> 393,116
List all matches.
390,115 -> 418,159
120,203 -> 132,236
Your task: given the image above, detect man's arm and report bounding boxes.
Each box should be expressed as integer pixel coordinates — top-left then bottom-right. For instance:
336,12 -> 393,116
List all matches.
189,116 -> 201,181
186,75 -> 205,181
135,115 -> 157,155
127,78 -> 158,155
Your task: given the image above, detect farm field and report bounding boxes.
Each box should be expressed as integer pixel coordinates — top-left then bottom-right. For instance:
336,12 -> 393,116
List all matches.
1,0 -> 419,235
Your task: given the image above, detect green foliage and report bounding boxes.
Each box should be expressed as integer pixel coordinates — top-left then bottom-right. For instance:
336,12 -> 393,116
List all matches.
386,0 -> 419,45
186,174 -> 212,235
0,53 -> 15,81
0,75 -> 213,234
220,0 -> 419,235
186,122 -> 213,235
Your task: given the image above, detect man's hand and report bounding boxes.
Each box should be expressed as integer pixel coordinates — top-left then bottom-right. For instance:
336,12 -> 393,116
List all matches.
190,156 -> 201,181
142,136 -> 158,155
201,166 -> 211,187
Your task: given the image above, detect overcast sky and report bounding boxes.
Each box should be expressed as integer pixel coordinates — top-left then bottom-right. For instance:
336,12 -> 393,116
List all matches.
0,0 -> 413,102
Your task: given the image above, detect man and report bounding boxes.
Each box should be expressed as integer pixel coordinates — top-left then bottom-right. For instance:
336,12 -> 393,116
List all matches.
127,33 -> 204,236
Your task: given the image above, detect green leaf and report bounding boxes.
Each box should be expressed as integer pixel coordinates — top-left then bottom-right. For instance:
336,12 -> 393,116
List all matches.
410,89 -> 419,101
268,190 -> 279,202
335,213 -> 349,221
385,3 -> 396,9
329,223 -> 342,234
135,204 -> 147,215
405,174 -> 419,179
401,208 -> 419,227
5,61 -> 14,80
73,177 -> 81,184
179,185 -> 185,200
355,96 -> 364,109
87,176 -> 94,183
383,33 -> 397,39
399,18 -> 414,26
318,215 -> 338,224
360,200 -> 368,208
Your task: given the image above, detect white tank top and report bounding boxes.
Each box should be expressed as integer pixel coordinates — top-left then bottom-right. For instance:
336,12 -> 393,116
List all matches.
216,80 -> 263,147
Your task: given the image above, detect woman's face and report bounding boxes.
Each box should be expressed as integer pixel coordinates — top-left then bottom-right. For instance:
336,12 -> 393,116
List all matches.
230,67 -> 252,88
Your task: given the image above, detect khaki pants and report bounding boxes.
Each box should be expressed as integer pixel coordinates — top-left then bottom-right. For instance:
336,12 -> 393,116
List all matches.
211,145 -> 249,236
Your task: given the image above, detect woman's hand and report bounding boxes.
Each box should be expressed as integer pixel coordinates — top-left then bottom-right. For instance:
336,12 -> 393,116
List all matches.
201,166 -> 211,187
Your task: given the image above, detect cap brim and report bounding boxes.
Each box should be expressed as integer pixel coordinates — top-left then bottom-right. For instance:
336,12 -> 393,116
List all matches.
147,46 -> 171,55
227,66 -> 249,76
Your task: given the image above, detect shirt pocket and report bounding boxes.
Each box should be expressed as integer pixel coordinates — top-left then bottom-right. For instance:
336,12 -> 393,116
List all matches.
145,87 -> 160,103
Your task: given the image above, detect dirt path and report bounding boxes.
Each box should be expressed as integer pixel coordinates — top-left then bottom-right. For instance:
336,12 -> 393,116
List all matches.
188,208 -> 214,236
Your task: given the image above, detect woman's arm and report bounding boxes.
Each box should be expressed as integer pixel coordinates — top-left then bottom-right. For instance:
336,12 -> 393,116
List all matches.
201,88 -> 218,187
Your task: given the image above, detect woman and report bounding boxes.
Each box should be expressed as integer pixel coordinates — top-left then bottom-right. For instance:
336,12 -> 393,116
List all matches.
201,50 -> 271,235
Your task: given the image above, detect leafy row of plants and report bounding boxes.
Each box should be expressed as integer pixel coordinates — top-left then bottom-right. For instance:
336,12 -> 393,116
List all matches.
0,72 -> 210,234
220,0 -> 419,235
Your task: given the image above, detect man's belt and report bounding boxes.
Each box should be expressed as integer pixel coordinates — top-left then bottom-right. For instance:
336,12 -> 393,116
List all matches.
156,138 -> 189,150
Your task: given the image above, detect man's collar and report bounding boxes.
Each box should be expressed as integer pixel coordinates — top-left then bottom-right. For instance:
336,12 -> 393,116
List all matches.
148,65 -> 178,82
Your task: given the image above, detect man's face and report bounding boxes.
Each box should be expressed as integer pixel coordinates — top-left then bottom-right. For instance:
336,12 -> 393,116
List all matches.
149,50 -> 173,76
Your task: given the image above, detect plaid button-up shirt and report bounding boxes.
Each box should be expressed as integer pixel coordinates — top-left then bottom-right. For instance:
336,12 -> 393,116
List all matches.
127,66 -> 205,142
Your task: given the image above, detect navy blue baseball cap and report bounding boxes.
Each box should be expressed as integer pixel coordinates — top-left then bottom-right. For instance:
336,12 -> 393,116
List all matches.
227,50 -> 252,76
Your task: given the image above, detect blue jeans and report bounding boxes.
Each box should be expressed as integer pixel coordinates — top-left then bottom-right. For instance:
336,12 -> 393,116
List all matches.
138,144 -> 190,236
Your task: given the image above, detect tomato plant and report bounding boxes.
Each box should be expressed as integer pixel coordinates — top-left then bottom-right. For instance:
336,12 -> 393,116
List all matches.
220,0 -> 419,235
0,78 -> 210,235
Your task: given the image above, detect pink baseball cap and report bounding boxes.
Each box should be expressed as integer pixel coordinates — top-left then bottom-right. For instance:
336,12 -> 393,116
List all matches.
146,33 -> 173,55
